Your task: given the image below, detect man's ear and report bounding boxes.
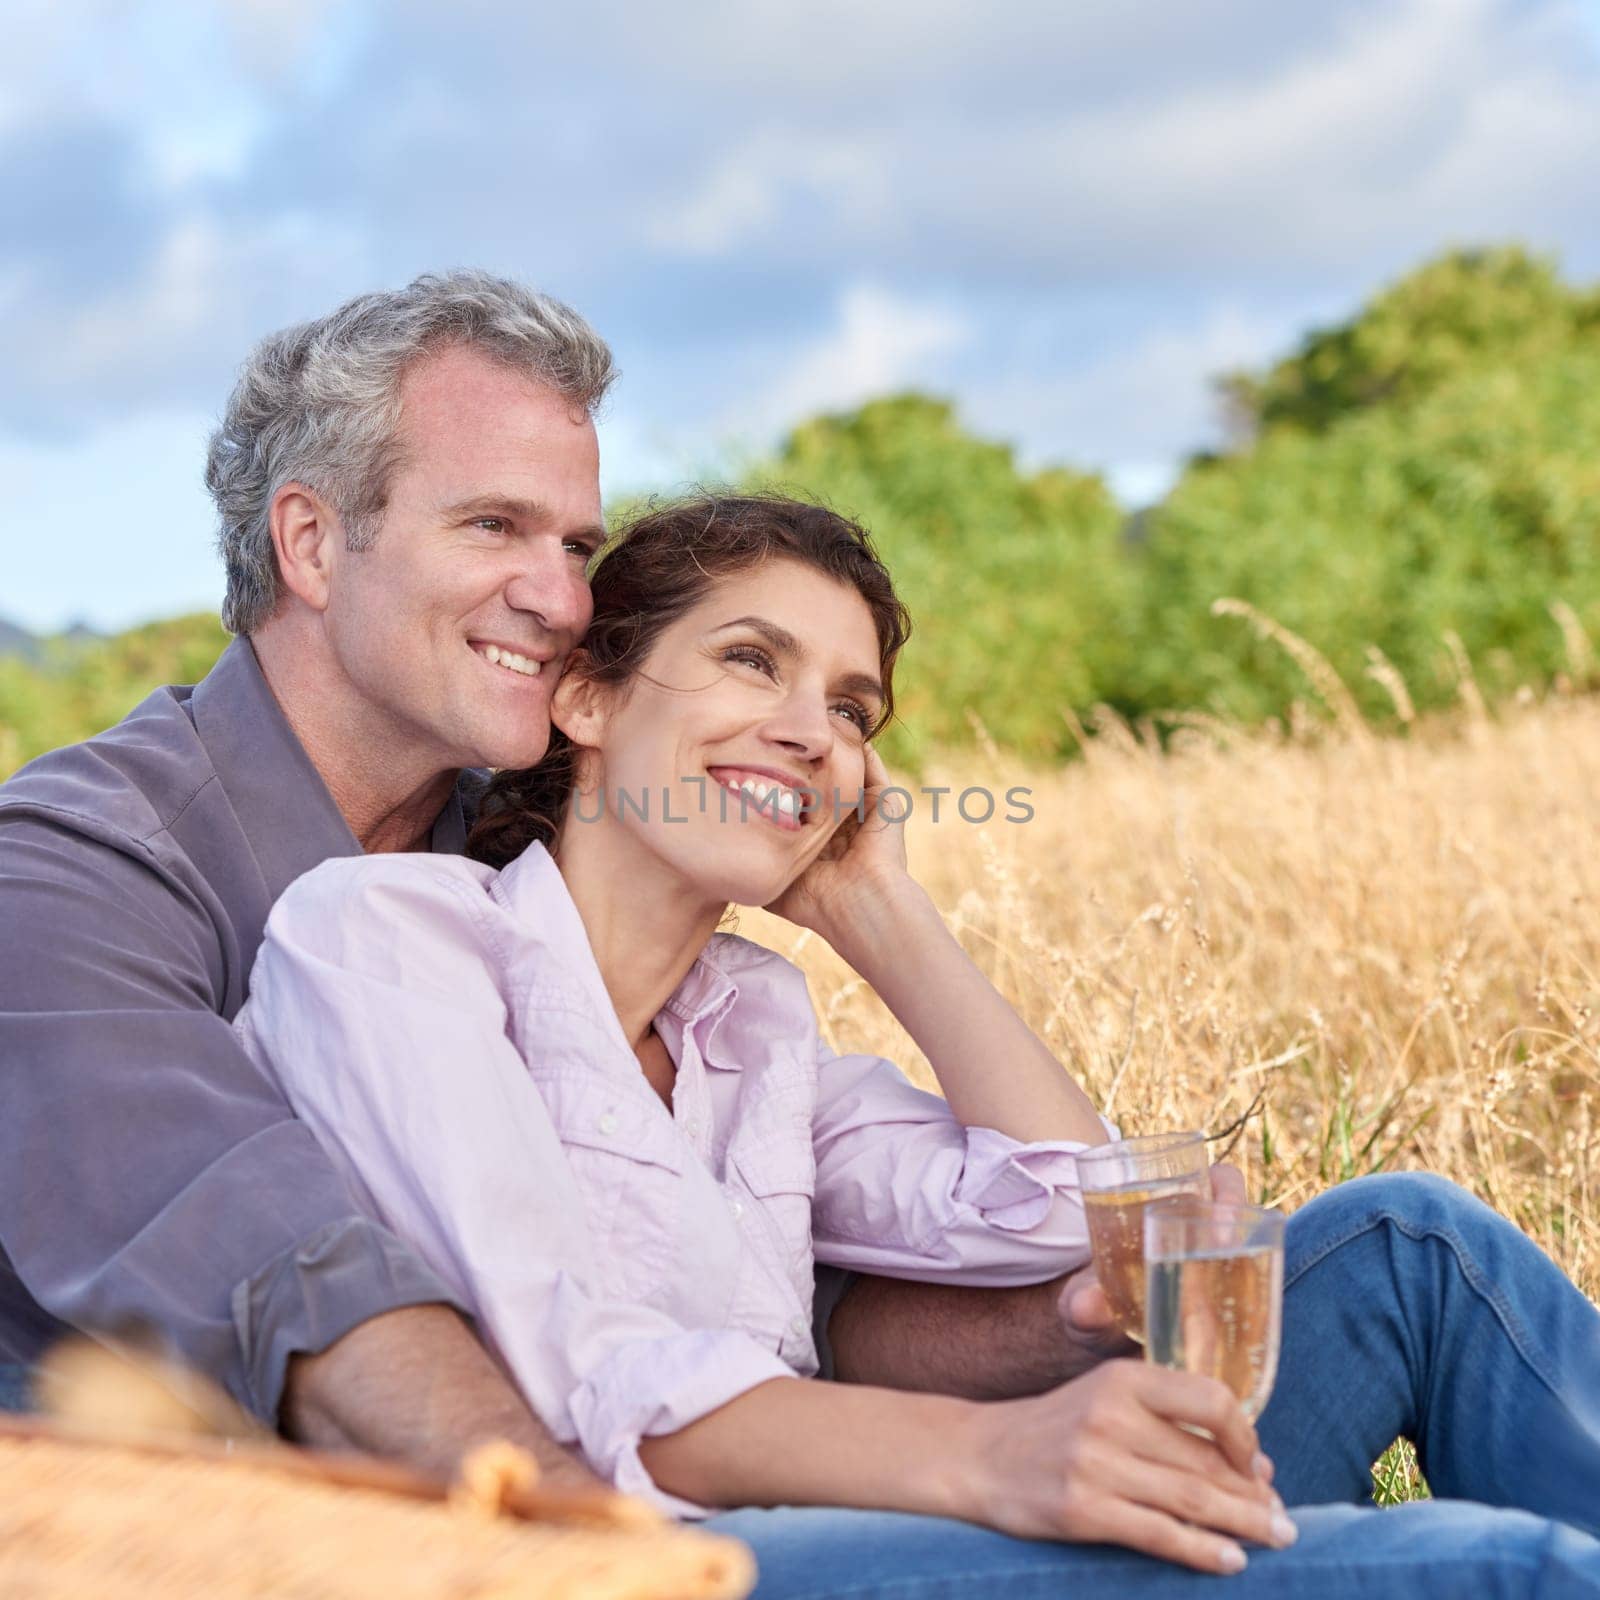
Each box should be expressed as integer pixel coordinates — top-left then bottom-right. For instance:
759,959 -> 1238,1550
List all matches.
551,652 -> 609,748
269,482 -> 344,612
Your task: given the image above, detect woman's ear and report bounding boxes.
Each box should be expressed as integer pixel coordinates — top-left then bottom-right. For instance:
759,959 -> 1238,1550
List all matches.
551,651 -> 609,748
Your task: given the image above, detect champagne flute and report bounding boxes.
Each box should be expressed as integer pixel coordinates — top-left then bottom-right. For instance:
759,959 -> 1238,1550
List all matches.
1076,1131 -> 1209,1342
1143,1198 -> 1286,1420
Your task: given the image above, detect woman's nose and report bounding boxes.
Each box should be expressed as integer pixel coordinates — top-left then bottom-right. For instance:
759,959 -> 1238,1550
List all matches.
764,689 -> 834,758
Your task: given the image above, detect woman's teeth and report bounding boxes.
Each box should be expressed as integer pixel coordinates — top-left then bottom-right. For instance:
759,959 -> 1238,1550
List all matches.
719,775 -> 802,822
480,644 -> 541,678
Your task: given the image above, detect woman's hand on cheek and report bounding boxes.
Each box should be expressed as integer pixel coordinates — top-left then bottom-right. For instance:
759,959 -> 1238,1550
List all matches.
763,746 -> 919,950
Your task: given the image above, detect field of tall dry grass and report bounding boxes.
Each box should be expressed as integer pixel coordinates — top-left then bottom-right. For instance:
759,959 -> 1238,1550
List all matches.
744,691 -> 1600,1305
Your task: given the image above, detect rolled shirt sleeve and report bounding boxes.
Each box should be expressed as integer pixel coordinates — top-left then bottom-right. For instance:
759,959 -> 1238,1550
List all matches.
0,810 -> 466,1419
809,1040 -> 1120,1286
238,856 -> 796,1513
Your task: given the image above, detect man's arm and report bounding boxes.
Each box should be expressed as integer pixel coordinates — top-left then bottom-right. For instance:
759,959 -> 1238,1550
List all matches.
282,1304 -> 599,1486
827,1168 -> 1247,1397
828,1267 -> 1130,1400
0,809 -> 532,1471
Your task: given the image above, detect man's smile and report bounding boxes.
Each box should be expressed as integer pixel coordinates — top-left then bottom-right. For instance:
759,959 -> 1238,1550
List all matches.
469,639 -> 553,681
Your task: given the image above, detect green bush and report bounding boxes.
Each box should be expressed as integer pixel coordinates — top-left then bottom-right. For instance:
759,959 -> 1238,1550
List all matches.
1130,348 -> 1600,723
751,393 -> 1134,764
0,614 -> 230,779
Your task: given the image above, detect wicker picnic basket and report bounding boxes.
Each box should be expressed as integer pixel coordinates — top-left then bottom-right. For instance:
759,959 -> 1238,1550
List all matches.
0,1347 -> 755,1600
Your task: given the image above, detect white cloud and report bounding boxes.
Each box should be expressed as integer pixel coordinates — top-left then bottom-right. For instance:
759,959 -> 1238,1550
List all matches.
647,131 -> 891,257
4,210 -> 371,428
626,0 -> 1600,280
737,284 -> 972,440
958,301 -> 1324,492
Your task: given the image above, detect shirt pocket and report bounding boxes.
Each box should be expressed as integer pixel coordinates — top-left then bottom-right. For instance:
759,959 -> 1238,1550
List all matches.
532,1072 -> 684,1306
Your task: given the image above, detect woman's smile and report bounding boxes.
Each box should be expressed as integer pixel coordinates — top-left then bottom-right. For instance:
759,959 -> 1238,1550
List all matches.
705,764 -> 815,832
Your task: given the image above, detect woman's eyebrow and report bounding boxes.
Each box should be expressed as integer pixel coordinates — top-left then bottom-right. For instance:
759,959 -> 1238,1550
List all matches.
712,615 -> 884,704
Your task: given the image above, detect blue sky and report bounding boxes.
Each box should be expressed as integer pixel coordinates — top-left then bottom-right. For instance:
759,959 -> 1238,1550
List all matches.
4,0 -> 1600,632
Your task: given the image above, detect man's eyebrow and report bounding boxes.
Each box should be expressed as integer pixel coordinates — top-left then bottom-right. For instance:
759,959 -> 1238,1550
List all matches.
438,493 -> 606,542
712,615 -> 885,704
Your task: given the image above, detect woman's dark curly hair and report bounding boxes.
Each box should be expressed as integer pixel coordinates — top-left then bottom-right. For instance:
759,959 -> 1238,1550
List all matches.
466,493 -> 911,870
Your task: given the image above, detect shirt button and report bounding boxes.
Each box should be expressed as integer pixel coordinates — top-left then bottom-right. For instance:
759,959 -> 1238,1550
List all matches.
729,1199 -> 745,1220
598,1112 -> 619,1135
789,1316 -> 808,1338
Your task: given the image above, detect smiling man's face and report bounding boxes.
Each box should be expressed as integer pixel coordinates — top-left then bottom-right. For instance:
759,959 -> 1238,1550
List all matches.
320,342 -> 606,774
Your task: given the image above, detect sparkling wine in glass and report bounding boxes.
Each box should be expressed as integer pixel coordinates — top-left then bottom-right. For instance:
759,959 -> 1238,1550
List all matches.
1077,1132 -> 1209,1342
1143,1198 -> 1286,1420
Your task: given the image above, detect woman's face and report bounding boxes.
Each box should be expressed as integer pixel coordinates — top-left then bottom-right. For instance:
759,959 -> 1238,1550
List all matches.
557,557 -> 887,907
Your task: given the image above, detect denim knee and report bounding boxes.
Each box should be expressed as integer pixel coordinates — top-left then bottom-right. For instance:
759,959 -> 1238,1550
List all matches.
1285,1171 -> 1493,1277
1327,1171 -> 1482,1225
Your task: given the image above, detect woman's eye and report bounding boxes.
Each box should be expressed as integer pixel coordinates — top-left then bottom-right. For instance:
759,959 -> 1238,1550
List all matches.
834,701 -> 872,733
724,645 -> 777,678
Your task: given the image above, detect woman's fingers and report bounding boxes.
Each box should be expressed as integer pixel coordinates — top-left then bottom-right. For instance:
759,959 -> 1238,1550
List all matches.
1103,1453 -> 1295,1553
1069,1494 -> 1252,1576
861,743 -> 891,792
1117,1392 -> 1269,1497
1129,1364 -> 1263,1481
860,746 -> 905,825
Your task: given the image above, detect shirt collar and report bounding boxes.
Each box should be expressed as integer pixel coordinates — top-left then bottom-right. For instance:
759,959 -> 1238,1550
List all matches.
189,636 -> 481,905
496,841 -> 746,1063
661,950 -> 740,1037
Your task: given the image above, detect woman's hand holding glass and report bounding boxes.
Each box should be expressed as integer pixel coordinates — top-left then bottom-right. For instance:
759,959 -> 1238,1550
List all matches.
952,1359 -> 1294,1575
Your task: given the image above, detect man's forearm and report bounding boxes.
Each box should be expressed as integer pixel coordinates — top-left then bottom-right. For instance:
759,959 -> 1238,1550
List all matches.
280,1303 -> 602,1488
828,1274 -> 1117,1400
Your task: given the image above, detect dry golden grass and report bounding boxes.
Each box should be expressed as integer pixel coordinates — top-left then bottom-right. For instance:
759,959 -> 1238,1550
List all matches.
741,692 -> 1600,1305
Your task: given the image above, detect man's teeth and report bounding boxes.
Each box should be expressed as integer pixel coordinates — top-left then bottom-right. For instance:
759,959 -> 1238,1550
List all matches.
482,645 -> 541,677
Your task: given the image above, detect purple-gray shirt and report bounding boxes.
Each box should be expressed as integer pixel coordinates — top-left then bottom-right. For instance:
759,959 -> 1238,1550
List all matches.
0,636 -> 477,1420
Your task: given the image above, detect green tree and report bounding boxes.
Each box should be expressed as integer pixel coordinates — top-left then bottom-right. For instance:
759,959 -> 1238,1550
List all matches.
752,393 -> 1132,763
1136,256 -> 1600,724
0,614 -> 230,779
1220,246 -> 1600,438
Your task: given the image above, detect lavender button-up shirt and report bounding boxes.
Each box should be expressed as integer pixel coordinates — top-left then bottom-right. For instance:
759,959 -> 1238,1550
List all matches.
234,843 -> 1111,1513
0,638 -> 479,1416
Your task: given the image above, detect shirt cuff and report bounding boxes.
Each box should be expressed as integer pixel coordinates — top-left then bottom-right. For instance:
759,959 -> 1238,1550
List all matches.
956,1119 -> 1121,1232
231,1216 -> 470,1423
567,1328 -> 795,1518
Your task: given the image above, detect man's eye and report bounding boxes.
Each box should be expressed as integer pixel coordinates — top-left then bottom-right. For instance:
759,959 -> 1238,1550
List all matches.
563,538 -> 598,559
473,517 -> 507,534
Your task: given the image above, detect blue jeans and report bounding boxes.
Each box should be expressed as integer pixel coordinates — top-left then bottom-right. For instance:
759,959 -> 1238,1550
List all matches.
709,1174 -> 1600,1597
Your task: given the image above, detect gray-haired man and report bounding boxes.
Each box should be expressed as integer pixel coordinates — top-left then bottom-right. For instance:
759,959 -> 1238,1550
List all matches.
0,272 -> 617,1479
0,270 -> 1112,1481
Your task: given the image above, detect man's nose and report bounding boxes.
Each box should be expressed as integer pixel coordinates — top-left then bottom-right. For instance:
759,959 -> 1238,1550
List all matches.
503,541 -> 592,637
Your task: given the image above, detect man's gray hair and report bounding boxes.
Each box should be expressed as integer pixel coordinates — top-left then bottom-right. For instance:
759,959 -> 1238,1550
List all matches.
205,269 -> 616,634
